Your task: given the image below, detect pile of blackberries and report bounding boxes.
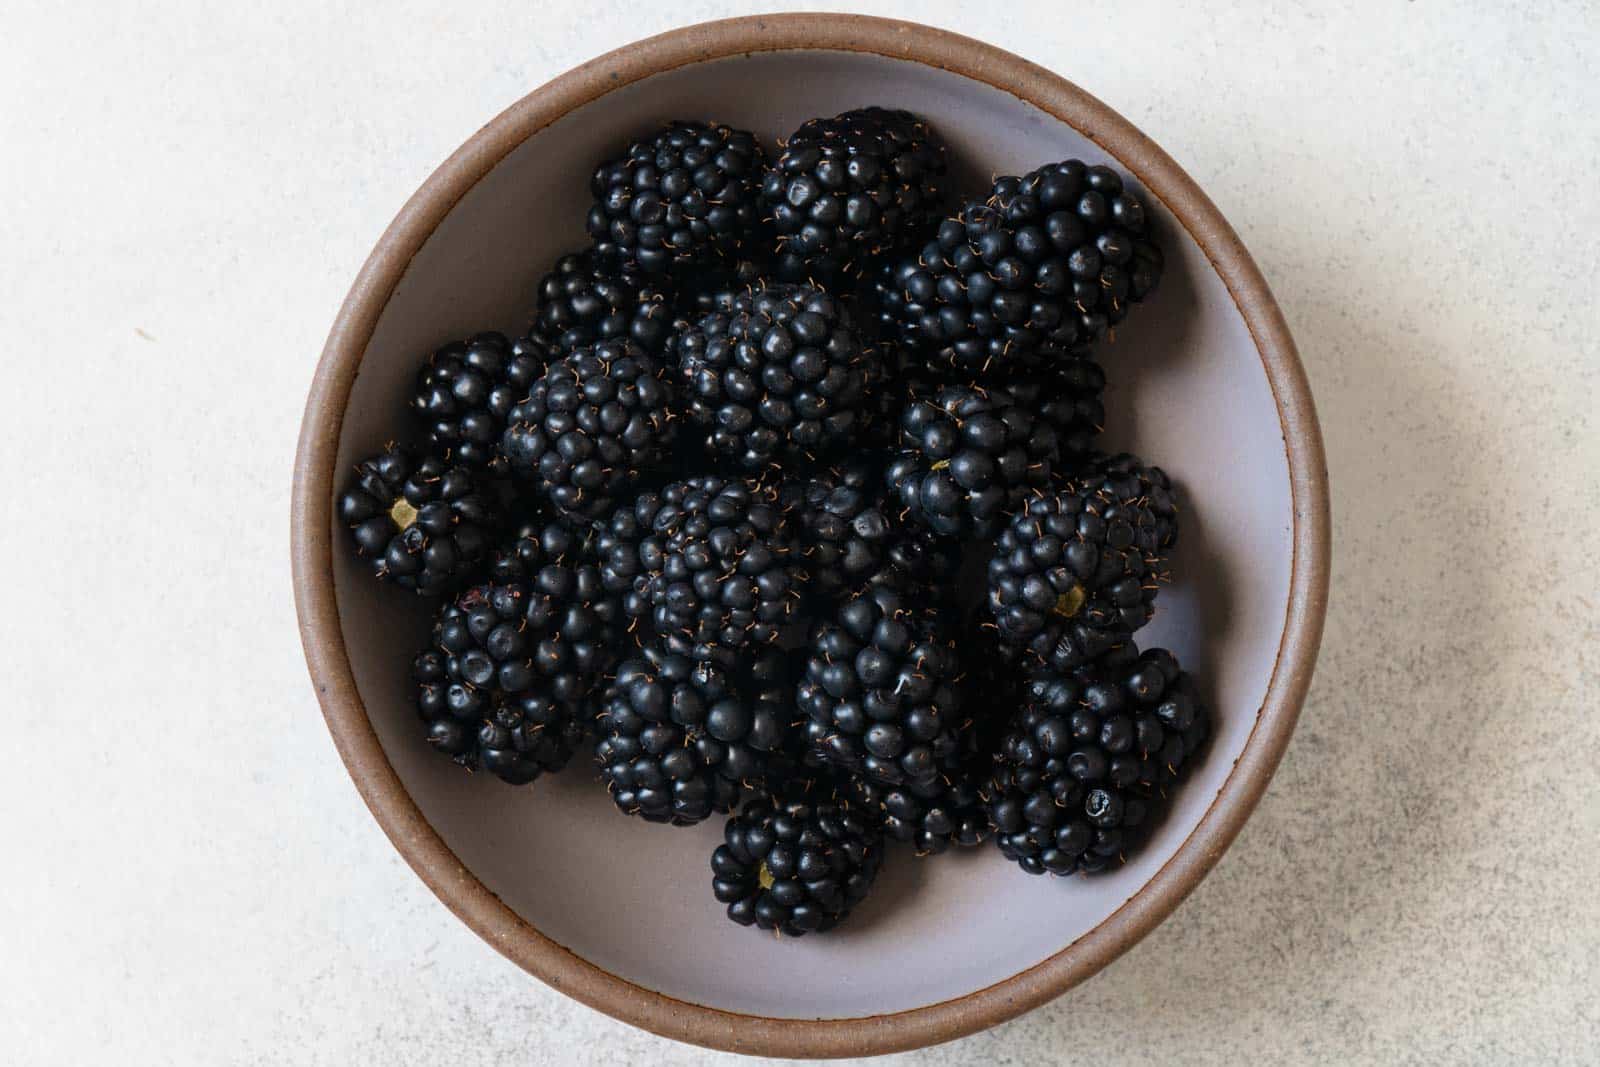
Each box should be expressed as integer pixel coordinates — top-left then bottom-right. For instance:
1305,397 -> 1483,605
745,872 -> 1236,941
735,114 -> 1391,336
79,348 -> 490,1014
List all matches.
338,108 -> 1209,938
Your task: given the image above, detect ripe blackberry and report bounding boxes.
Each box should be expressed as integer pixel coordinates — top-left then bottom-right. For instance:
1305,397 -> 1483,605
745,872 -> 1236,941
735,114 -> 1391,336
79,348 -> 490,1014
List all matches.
413,580 -> 618,784
987,454 -> 1178,672
411,333 -> 550,471
847,766 -> 989,856
595,643 -> 792,825
337,447 -> 497,596
798,584 -> 965,787
500,338 -> 674,521
879,160 -> 1162,376
987,643 -> 1209,875
884,382 -> 1060,539
587,121 -> 766,276
675,257 -> 763,317
761,107 -> 948,280
1006,356 -> 1106,464
711,792 -> 884,935
672,282 -> 872,470
595,476 -> 802,658
531,251 -> 674,356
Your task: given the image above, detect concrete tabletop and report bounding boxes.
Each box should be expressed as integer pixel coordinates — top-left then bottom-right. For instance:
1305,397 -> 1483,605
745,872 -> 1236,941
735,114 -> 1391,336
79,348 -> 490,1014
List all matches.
4,2 -> 1595,1063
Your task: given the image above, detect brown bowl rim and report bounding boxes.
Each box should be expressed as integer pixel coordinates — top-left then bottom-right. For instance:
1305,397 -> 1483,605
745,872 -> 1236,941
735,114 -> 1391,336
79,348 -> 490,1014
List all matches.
291,13 -> 1330,1059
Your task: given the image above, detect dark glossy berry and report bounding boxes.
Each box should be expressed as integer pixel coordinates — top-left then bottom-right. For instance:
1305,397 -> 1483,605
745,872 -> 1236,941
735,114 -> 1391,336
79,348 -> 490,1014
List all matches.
671,281 -> 874,470
595,476 -> 802,658
587,121 -> 766,276
798,584 -> 966,787
337,447 -> 497,596
846,767 -> 989,856
411,333 -> 550,471
712,792 -> 884,935
884,382 -> 1060,539
500,338 -> 674,521
761,107 -> 948,280
987,453 -> 1178,672
413,580 -> 618,784
1003,356 -> 1107,465
876,160 -> 1162,377
531,251 -> 674,356
987,642 -> 1209,875
596,643 -> 792,825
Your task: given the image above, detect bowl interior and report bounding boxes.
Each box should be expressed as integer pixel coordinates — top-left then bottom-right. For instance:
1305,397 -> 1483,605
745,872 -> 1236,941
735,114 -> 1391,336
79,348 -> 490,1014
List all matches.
330,50 -> 1292,1019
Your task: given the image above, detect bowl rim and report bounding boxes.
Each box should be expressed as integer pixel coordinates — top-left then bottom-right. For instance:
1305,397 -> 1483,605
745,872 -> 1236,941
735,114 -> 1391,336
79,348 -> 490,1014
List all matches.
291,13 -> 1330,1058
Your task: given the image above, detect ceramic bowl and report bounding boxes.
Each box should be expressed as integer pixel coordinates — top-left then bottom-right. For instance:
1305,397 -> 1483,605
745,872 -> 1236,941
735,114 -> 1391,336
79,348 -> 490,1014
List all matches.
292,14 -> 1329,1058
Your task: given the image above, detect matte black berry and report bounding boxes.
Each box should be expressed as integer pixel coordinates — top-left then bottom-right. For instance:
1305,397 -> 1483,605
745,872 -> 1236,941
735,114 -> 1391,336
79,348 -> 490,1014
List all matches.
586,121 -> 766,276
337,447 -> 497,596
987,453 -> 1178,672
531,251 -> 674,356
712,792 -> 884,935
413,580 -> 618,784
884,382 -> 1060,538
595,476 -> 802,658
411,333 -> 550,471
762,107 -> 948,280
987,642 -> 1209,875
798,584 -> 966,787
596,643 -> 792,825
672,281 -> 873,470
500,338 -> 675,521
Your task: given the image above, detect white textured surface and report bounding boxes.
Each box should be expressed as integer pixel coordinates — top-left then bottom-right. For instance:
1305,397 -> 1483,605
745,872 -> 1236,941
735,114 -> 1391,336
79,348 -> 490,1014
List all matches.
2,2 -> 1596,1063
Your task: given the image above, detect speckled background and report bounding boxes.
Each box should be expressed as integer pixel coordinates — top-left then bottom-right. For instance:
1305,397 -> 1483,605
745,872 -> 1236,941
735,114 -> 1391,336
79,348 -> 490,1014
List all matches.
3,2 -> 1596,1064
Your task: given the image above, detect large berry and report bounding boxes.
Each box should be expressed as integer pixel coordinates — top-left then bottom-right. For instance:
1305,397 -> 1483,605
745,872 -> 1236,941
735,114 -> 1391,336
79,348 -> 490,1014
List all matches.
531,251 -> 674,356
595,643 -> 791,825
798,584 -> 965,787
587,121 -> 766,275
500,338 -> 674,521
762,107 -> 948,280
711,792 -> 884,936
413,580 -> 618,784
987,453 -> 1177,672
672,282 -> 872,470
411,333 -> 550,471
987,643 -> 1209,875
337,447 -> 497,595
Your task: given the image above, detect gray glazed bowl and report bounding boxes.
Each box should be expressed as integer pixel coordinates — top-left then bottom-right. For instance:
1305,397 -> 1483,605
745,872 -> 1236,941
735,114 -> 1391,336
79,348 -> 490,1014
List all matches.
292,15 -> 1329,1058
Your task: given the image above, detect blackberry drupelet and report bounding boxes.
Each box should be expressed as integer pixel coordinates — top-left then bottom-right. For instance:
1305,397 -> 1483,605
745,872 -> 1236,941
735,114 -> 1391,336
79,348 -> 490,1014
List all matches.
762,107 -> 948,281
411,332 -> 550,471
987,642 -> 1209,875
884,381 -> 1060,539
500,338 -> 674,521
878,160 -> 1162,377
672,282 -> 873,470
586,121 -> 766,276
987,453 -> 1178,672
595,475 -> 803,658
531,251 -> 674,356
337,447 -> 497,595
798,583 -> 965,787
595,642 -> 792,825
413,579 -> 618,784
711,792 -> 885,935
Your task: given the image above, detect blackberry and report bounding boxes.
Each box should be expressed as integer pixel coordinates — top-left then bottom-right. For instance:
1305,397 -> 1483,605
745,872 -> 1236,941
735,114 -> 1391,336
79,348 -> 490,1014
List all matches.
762,107 -> 948,281
884,382 -> 1060,539
798,584 -> 965,787
500,338 -> 674,521
1005,356 -> 1106,465
987,642 -> 1209,875
586,121 -> 766,276
411,333 -> 550,471
711,792 -> 884,935
337,447 -> 497,595
675,257 -> 763,317
879,160 -> 1162,377
987,455 -> 1178,672
413,580 -> 618,784
531,251 -> 674,356
672,282 -> 872,470
595,642 -> 791,825
595,476 -> 802,658
847,768 -> 989,856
